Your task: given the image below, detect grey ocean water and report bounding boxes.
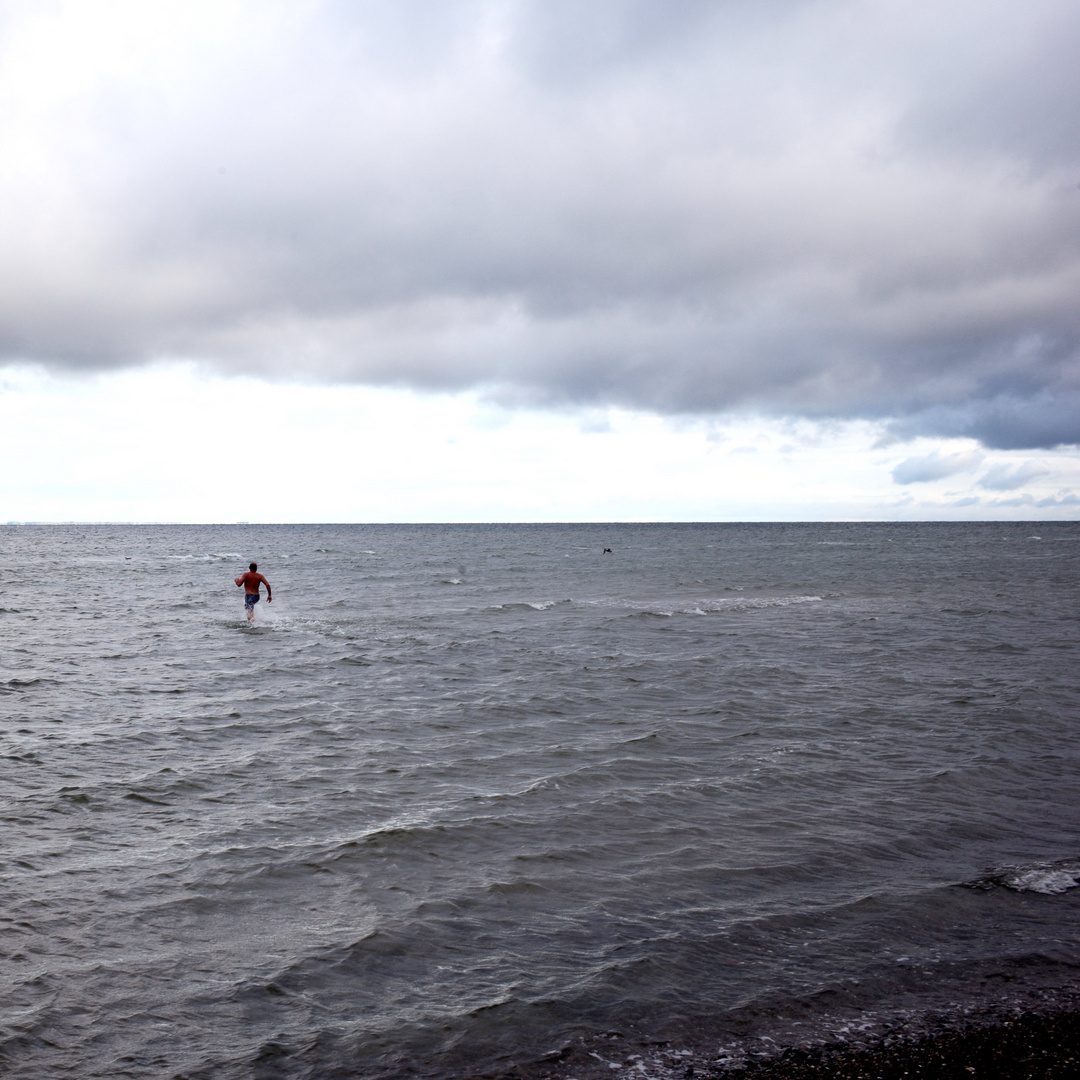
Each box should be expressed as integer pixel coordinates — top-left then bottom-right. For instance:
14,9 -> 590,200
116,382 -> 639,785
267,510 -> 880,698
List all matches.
2,523 -> 1080,1078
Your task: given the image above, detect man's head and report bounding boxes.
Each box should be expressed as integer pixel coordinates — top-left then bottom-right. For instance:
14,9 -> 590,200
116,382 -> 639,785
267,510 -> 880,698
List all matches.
250,562 -> 257,571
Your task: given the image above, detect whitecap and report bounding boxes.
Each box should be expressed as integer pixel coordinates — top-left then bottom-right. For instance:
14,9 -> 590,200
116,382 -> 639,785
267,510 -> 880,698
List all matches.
691,595 -> 823,613
1002,866 -> 1080,895
971,859 -> 1080,894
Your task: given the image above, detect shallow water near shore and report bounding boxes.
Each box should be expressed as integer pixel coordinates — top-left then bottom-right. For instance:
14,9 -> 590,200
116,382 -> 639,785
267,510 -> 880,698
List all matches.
2,522 -> 1080,1078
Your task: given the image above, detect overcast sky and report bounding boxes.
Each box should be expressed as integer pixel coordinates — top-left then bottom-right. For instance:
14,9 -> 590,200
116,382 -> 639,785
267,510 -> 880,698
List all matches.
2,0 -> 1078,521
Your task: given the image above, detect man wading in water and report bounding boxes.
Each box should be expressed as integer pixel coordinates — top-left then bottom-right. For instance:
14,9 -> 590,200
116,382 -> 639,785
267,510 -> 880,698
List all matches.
235,562 -> 272,622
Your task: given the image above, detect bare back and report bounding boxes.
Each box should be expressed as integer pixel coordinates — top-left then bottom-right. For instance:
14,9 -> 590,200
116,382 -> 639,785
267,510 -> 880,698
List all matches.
235,571 -> 270,596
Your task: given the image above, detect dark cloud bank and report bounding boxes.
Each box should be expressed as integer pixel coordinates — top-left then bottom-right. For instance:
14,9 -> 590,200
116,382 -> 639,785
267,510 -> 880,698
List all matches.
2,0 -> 1079,448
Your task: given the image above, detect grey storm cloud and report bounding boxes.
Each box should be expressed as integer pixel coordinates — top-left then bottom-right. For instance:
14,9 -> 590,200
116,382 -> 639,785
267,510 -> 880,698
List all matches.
1,0 -> 1079,448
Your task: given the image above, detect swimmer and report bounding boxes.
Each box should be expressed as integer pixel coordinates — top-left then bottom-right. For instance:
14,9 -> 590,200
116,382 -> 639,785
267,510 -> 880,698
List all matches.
235,562 -> 272,622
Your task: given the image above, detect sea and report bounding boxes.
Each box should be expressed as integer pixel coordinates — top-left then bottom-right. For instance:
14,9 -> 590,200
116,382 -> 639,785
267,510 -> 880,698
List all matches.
2,522 -> 1079,1080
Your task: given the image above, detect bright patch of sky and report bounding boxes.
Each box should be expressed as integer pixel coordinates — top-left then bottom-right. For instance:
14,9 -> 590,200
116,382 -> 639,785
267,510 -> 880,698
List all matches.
3,364 -> 1076,522
1,2 -> 1078,519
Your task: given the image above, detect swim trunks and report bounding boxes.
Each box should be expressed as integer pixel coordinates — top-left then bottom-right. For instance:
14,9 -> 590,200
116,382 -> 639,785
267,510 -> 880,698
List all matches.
244,593 -> 260,609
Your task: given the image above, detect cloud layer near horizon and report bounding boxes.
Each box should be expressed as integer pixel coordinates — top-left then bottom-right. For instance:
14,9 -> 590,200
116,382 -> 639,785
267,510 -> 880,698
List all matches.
2,0 -> 1079,448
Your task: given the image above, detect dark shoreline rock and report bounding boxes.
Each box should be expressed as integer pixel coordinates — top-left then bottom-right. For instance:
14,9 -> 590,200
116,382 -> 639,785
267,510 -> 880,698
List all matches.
484,1007 -> 1080,1080
736,1009 -> 1080,1078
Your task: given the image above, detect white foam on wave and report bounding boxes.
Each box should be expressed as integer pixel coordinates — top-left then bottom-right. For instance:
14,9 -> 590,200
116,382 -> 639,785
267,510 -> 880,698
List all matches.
575,594 -> 822,618
489,599 -> 568,612
663,595 -> 823,615
1014,869 -> 1079,894
1002,865 -> 1080,894
693,594 -> 823,613
168,552 -> 243,561
979,859 -> 1080,894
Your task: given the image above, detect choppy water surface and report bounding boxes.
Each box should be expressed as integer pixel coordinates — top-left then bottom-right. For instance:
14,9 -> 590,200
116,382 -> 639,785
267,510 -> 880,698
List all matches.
2,522 -> 1080,1079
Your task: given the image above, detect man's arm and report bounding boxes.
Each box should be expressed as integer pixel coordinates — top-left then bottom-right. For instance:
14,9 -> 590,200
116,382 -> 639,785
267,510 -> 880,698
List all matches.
259,573 -> 272,601
234,575 -> 245,587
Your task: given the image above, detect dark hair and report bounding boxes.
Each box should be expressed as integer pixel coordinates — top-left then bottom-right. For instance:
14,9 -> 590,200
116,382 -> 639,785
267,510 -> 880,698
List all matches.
249,562 -> 257,571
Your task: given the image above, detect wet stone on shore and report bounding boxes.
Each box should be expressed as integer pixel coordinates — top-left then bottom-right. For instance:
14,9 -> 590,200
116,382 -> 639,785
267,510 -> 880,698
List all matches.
488,1006 -> 1080,1080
